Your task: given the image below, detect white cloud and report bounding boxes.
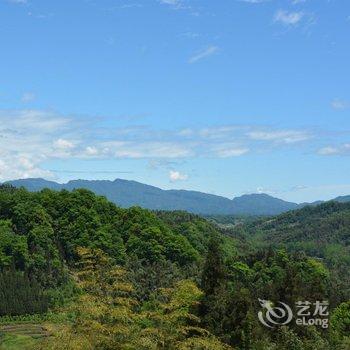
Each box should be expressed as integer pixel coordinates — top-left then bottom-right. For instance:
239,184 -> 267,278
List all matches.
0,154 -> 52,182
1,110 -> 70,132
237,0 -> 270,3
274,10 -> 304,25
169,170 -> 188,181
159,0 -> 180,4
318,147 -> 339,155
331,99 -> 348,110
8,0 -> 27,3
247,130 -> 311,143
158,0 -> 188,10
53,138 -> 75,150
199,126 -> 239,139
85,146 -> 99,156
0,108 -> 325,181
177,128 -> 193,136
188,46 -> 219,64
0,110 -> 72,180
214,146 -> 249,158
101,141 -> 193,159
21,92 -> 35,103
318,144 -> 350,156
238,0 -> 270,4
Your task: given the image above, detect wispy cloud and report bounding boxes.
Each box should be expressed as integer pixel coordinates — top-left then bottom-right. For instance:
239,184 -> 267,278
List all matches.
237,0 -> 270,3
8,0 -> 27,3
180,31 -> 200,39
0,108 -> 330,181
213,146 -> 249,158
159,0 -> 188,10
0,110 -> 71,181
27,12 -> 54,20
21,92 -> 35,103
118,3 -> 143,9
292,0 -> 307,4
247,130 -> 312,144
199,126 -> 239,139
100,141 -> 193,159
159,0 -> 180,4
331,98 -> 348,110
318,146 -> 339,156
188,46 -> 219,64
318,144 -> 350,156
274,10 -> 304,25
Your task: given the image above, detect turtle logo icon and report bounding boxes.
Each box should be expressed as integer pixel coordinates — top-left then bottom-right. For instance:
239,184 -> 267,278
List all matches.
258,298 -> 293,328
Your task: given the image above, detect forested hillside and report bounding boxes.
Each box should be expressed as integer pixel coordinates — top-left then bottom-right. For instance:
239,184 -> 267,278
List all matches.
0,185 -> 349,349
236,201 -> 350,259
235,201 -> 350,303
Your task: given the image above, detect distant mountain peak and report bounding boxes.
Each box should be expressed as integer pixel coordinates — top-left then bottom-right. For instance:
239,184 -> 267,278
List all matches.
4,178 -> 348,216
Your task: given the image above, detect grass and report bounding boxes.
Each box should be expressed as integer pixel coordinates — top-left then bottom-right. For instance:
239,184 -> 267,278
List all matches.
0,322 -> 56,349
0,311 -> 74,349
0,333 -> 40,350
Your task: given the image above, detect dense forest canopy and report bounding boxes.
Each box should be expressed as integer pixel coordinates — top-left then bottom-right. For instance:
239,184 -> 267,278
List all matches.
0,184 -> 349,349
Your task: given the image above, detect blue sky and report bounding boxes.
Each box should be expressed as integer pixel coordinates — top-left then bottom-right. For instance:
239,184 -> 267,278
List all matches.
0,0 -> 349,203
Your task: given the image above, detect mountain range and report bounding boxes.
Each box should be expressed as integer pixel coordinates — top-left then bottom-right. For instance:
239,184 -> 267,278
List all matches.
3,178 -> 349,216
